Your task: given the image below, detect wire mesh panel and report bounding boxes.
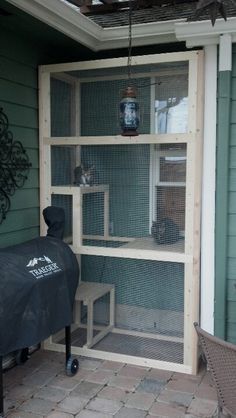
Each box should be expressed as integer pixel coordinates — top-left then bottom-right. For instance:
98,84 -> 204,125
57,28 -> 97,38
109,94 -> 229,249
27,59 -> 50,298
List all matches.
51,146 -> 76,186
50,62 -> 189,138
81,144 -> 149,244
76,255 -> 184,363
154,143 -> 186,243
49,142 -> 186,252
155,73 -> 188,134
51,194 -> 72,244
51,77 -> 75,137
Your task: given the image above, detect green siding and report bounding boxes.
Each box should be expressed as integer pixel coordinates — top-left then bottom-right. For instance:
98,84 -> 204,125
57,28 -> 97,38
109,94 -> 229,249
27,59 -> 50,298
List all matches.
215,46 -> 236,342
0,17 -> 92,247
226,48 -> 236,342
0,26 -> 46,247
0,4 -> 96,247
215,69 -> 232,339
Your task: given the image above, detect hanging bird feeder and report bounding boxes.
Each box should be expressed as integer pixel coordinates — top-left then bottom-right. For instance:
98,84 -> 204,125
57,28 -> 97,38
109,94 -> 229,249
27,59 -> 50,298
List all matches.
120,86 -> 140,136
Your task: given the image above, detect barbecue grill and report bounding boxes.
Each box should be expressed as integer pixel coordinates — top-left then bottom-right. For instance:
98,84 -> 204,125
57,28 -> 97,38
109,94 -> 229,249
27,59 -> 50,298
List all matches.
0,206 -> 79,417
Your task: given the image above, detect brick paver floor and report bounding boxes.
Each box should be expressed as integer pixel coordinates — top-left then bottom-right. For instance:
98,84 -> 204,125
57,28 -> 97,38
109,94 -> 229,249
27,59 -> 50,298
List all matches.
1,349 -> 220,417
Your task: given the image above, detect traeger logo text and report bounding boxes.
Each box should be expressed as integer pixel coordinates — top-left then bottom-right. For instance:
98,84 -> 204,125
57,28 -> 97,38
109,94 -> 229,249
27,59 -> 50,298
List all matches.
26,255 -> 62,279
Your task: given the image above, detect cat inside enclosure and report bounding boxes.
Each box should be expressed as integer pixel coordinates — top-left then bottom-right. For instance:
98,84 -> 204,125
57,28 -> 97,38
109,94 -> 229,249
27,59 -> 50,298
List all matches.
74,164 -> 97,186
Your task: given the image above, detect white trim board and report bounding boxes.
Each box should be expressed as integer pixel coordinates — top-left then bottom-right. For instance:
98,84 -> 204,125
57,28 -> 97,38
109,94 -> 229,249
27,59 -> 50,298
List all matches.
200,45 -> 217,335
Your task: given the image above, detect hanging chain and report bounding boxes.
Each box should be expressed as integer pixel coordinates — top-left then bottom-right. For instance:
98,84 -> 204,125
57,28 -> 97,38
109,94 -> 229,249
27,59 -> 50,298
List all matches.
127,0 -> 132,80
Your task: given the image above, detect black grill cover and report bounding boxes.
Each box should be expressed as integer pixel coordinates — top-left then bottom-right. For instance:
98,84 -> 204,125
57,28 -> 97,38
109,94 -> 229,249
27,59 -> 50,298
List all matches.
0,236 -> 79,356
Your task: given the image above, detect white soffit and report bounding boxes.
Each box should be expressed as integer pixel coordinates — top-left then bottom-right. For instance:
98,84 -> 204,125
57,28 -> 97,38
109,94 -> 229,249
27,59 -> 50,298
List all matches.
5,0 -> 102,50
175,17 -> 236,47
6,0 -> 236,50
6,0 -> 180,51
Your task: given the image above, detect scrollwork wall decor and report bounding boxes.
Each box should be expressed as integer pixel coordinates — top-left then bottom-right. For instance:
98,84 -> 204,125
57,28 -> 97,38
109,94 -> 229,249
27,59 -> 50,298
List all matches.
0,107 -> 31,224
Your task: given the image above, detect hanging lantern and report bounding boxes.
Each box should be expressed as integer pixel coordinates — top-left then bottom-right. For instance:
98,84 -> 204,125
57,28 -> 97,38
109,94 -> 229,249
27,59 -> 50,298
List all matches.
120,86 -> 140,136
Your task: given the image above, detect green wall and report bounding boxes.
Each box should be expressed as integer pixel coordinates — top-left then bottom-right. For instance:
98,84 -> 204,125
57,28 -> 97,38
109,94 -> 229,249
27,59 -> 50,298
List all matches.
0,17 -> 92,248
215,45 -> 236,343
0,27 -> 42,247
226,46 -> 236,343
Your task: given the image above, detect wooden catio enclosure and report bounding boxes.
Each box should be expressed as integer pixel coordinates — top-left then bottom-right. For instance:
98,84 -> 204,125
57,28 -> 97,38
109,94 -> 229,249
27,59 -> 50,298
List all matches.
39,50 -> 204,374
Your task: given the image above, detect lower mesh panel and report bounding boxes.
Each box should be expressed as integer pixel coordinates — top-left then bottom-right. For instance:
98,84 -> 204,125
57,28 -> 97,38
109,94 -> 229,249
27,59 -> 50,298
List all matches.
56,256 -> 184,364
66,327 -> 183,363
68,256 -> 184,364
82,256 -> 184,337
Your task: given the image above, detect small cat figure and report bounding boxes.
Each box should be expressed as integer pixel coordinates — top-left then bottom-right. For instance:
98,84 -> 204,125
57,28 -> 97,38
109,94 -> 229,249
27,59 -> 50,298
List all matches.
151,217 -> 180,245
74,164 -> 95,187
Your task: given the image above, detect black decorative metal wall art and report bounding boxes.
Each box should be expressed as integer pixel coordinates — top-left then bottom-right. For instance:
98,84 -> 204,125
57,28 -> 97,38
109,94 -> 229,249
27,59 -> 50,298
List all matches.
0,107 -> 31,224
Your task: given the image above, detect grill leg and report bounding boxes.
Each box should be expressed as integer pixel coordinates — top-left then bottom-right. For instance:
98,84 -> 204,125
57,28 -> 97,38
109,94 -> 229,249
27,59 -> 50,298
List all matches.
0,356 -> 4,418
65,326 -> 79,376
65,326 -> 71,364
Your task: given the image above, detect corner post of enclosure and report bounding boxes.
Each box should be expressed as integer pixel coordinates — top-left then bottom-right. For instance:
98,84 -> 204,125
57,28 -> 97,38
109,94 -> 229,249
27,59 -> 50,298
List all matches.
184,51 -> 204,373
39,67 -> 51,236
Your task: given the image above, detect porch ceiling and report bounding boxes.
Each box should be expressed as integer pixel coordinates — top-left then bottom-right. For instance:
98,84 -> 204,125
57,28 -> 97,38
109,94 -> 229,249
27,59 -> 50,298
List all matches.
3,0 -> 236,51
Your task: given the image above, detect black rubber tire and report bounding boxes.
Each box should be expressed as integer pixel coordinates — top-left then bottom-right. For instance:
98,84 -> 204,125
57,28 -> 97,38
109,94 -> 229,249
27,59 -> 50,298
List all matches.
66,357 -> 79,376
15,348 -> 29,365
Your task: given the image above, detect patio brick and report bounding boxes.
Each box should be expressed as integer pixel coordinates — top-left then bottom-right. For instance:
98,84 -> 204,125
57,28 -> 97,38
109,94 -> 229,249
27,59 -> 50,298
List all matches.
149,401 -> 186,417
97,385 -> 129,401
70,381 -> 103,398
1,349 -> 219,418
85,397 -> 122,414
5,384 -> 36,401
34,386 -> 68,403
7,412 -> 43,418
76,410 -> 113,418
85,369 -> 114,384
3,398 -> 21,415
78,358 -> 102,370
18,397 -> 55,415
108,375 -> 141,391
118,365 -> 149,379
4,368 -> 30,389
72,369 -> 91,382
147,369 -> 173,382
125,392 -> 156,410
157,389 -> 193,407
114,406 -> 147,417
56,395 -> 89,414
48,374 -> 79,391
99,360 -> 124,372
194,383 -> 218,401
46,412 -> 74,418
21,370 -> 54,388
136,378 -> 166,395
187,398 -> 218,417
166,378 -> 199,394
172,372 -> 203,383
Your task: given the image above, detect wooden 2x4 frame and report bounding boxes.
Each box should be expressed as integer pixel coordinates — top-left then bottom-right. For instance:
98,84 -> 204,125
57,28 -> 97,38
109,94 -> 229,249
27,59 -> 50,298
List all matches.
39,50 -> 204,374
